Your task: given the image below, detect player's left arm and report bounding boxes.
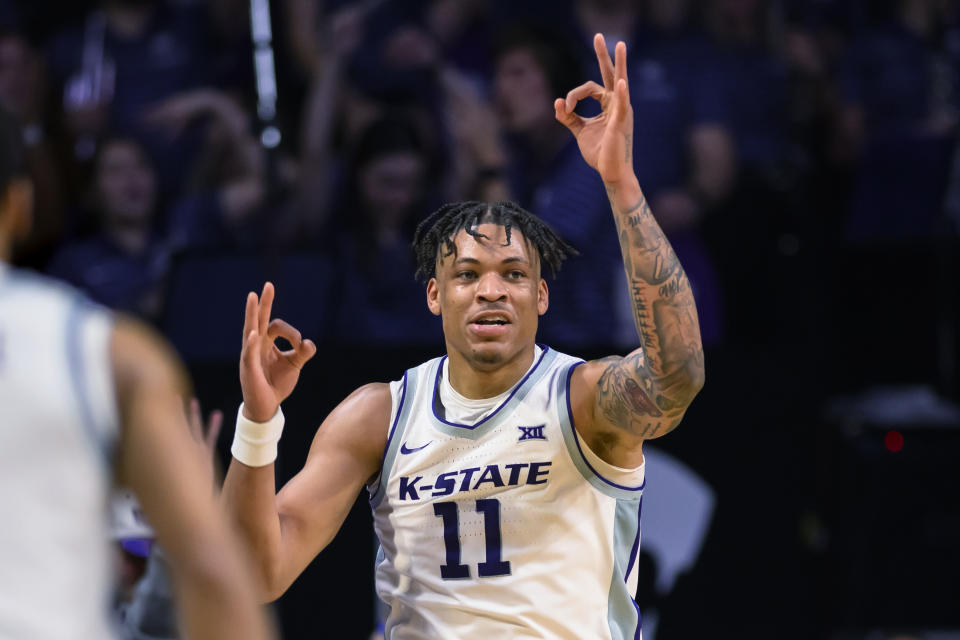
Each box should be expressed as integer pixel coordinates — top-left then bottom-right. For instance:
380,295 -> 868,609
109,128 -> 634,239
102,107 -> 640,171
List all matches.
556,35 -> 705,468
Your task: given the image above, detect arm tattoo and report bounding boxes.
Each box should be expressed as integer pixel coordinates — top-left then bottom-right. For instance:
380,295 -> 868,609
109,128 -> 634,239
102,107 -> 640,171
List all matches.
596,191 -> 705,440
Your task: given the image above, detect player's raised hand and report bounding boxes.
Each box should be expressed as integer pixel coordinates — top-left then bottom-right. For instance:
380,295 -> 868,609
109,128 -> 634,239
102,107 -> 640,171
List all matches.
239,282 -> 317,422
554,34 -> 634,186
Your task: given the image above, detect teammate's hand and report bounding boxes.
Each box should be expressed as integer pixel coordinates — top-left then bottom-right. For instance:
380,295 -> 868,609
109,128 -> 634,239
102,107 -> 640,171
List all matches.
554,34 -> 635,186
187,398 -> 223,493
239,282 -> 317,422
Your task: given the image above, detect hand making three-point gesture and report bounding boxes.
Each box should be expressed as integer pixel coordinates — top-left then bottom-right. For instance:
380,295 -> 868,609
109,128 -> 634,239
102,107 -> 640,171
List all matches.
239,283 -> 317,422
554,34 -> 635,187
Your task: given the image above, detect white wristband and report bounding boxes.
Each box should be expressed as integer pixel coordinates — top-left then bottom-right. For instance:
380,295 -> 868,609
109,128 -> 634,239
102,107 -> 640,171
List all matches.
231,404 -> 285,467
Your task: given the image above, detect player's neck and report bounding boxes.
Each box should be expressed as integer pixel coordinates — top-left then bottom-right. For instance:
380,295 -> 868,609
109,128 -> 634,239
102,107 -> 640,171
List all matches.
446,345 -> 537,400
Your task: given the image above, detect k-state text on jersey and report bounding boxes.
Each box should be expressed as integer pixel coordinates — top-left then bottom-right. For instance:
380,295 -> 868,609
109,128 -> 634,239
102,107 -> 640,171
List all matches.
398,461 -> 552,501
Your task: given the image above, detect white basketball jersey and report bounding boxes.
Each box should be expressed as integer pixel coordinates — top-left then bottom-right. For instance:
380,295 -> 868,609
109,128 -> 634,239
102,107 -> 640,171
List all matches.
370,346 -> 646,639
0,264 -> 119,639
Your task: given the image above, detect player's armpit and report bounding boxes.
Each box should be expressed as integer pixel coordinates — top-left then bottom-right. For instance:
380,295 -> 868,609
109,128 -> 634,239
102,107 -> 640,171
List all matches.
260,382 -> 391,601
111,316 -> 275,640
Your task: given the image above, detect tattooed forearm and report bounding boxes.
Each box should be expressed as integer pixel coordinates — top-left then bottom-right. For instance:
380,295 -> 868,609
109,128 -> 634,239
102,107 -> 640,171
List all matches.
596,181 -> 706,440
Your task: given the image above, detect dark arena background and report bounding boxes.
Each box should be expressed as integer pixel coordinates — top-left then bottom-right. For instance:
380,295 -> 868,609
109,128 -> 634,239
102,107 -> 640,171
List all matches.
5,0 -> 959,637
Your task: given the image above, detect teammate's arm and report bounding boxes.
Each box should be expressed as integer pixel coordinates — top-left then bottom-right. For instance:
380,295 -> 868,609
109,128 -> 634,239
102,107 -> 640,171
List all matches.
112,317 -> 275,640
555,35 -> 705,468
220,283 -> 389,601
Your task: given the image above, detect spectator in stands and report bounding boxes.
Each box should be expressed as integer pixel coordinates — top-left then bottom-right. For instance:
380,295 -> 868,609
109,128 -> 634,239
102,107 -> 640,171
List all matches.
46,90 -> 264,319
702,0 -> 810,347
46,0 -> 251,194
328,116 -> 443,346
835,0 -> 960,241
0,25 -> 65,266
46,135 -> 171,318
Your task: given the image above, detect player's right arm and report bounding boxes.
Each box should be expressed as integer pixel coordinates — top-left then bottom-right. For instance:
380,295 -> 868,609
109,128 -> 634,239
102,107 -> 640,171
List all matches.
220,283 -> 390,601
111,317 -> 275,640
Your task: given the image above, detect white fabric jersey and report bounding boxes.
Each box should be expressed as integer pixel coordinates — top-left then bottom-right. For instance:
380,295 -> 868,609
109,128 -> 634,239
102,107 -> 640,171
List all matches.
369,346 -> 646,639
0,265 -> 119,639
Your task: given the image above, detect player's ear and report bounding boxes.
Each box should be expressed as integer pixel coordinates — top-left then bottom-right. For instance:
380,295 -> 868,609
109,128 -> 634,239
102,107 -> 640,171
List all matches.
426,277 -> 441,316
537,278 -> 549,316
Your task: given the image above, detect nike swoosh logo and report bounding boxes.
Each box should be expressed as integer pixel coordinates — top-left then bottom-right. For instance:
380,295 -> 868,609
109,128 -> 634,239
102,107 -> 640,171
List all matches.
400,441 -> 432,455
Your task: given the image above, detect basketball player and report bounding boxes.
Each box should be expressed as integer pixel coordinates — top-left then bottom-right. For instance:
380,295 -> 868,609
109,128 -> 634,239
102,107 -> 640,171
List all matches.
222,35 -> 704,638
0,108 -> 273,640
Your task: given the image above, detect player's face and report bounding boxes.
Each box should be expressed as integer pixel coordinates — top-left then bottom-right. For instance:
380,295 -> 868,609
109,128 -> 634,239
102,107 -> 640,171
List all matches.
427,223 -> 549,370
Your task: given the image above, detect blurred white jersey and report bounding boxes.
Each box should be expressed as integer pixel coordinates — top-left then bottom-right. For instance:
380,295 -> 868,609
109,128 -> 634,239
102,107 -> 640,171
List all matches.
369,346 -> 646,639
0,264 -> 119,639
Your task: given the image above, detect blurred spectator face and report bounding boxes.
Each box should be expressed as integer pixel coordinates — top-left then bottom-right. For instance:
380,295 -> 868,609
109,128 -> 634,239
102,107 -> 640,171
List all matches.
359,151 -> 425,229
581,0 -> 635,9
494,48 -> 555,133
716,0 -> 762,20
94,140 -> 157,227
0,34 -> 40,121
648,0 -> 691,29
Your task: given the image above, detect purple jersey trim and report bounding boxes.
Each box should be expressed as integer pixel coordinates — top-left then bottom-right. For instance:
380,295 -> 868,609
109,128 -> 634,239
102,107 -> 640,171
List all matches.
564,362 -> 646,492
430,345 -> 551,429
624,496 -> 644,584
369,370 -> 408,499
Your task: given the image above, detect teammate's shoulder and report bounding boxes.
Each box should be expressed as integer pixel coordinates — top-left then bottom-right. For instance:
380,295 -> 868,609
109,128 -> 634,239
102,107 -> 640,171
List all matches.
111,314 -> 190,395
0,265 -> 114,329
2,265 -> 92,305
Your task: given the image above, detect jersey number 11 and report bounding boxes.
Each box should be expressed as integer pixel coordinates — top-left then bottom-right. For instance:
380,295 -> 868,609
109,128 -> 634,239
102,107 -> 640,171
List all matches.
433,499 -> 511,579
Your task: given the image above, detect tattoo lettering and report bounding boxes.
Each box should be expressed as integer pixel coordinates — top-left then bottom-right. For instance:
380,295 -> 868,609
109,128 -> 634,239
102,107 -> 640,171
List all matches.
621,196 -> 649,227
624,134 -> 631,163
630,284 -> 657,354
657,276 -> 687,298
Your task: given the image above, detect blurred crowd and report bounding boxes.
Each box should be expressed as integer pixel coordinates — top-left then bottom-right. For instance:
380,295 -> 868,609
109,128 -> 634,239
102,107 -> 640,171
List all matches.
3,0 -> 959,390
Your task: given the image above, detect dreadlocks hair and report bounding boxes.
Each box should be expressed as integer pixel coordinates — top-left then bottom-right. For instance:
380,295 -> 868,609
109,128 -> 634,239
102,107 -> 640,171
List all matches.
412,201 -> 578,283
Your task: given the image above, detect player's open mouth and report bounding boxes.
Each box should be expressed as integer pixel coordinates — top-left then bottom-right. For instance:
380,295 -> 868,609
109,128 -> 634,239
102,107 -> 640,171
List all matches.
470,311 -> 511,325
469,313 -> 511,336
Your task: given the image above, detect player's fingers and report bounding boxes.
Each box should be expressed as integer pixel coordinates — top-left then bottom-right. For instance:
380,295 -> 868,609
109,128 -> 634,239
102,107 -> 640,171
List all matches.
241,329 -> 263,374
188,397 -> 203,441
565,80 -> 604,113
257,282 -> 275,337
205,409 -> 223,451
614,40 -> 628,89
267,318 -> 302,346
242,291 -> 258,345
287,338 -> 317,369
554,98 -> 584,135
594,33 -> 615,89
614,78 -> 630,124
